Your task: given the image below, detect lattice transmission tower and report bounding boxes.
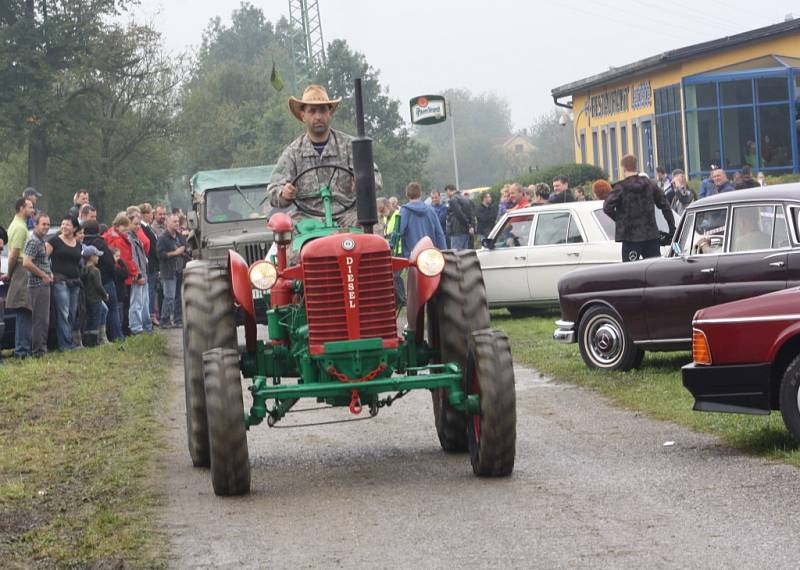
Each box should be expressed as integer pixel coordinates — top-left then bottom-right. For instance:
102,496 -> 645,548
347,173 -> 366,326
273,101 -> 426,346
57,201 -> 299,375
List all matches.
288,0 -> 326,72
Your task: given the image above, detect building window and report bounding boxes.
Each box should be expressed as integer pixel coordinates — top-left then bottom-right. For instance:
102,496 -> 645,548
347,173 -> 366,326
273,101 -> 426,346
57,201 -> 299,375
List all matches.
609,126 -> 618,180
684,69 -> 797,176
654,84 -> 684,173
579,131 -> 586,164
601,129 -> 609,176
620,123 -> 628,156
758,104 -> 792,167
632,122 -> 639,160
515,143 -> 524,153
640,120 -> 654,176
686,109 -> 721,172
592,130 -> 599,168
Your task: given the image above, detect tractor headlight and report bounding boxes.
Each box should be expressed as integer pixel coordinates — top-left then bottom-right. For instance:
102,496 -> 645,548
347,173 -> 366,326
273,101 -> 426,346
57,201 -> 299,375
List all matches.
249,260 -> 278,290
416,249 -> 445,277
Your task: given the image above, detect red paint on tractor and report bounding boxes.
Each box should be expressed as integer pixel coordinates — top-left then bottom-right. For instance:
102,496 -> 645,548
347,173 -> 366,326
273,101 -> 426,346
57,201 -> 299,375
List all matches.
405,237 -> 441,339
301,233 -> 398,355
228,250 -> 257,353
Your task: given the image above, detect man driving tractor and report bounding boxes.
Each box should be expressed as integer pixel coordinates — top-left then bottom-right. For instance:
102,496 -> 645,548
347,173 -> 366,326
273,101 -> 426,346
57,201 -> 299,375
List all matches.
267,84 -> 382,229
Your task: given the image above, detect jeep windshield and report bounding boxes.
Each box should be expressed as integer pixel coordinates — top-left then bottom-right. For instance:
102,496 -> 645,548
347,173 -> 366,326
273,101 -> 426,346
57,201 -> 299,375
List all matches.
205,186 -> 268,223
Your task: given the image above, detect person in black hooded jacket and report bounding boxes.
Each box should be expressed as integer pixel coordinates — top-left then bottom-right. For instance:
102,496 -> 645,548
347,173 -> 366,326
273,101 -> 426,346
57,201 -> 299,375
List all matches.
603,154 -> 676,262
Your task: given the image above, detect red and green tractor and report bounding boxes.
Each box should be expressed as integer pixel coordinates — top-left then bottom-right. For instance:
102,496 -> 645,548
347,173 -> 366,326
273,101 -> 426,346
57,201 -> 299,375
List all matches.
181,80 -> 517,496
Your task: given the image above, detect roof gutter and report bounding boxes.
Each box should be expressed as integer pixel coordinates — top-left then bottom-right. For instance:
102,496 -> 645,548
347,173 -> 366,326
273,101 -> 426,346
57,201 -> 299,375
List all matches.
553,95 -> 573,110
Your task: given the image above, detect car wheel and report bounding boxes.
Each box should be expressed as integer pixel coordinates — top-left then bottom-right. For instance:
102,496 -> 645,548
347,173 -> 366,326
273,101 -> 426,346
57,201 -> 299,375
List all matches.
779,353 -> 800,444
577,306 -> 643,371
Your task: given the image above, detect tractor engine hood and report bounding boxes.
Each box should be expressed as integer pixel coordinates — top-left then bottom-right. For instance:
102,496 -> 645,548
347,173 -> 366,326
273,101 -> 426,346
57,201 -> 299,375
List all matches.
203,230 -> 274,249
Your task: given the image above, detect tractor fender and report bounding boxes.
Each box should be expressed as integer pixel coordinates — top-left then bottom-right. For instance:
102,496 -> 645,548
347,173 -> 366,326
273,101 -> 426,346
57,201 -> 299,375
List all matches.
228,250 -> 257,353
405,237 -> 441,338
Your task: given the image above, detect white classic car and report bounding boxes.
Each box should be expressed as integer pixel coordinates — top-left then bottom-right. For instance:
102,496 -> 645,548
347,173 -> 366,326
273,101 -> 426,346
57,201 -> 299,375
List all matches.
477,200 -> 673,315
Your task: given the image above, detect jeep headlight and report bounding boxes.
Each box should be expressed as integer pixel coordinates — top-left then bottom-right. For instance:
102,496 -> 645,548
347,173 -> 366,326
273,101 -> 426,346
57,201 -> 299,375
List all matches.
249,260 -> 278,290
416,249 -> 445,277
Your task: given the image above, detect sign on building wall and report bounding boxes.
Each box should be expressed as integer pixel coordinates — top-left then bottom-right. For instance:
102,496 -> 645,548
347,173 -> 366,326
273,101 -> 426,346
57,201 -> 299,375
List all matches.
410,95 -> 446,125
589,80 -> 653,118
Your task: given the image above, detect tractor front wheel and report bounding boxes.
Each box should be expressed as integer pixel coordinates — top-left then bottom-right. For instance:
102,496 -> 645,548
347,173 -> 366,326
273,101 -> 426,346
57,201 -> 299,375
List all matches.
466,330 -> 516,477
428,250 -> 491,452
182,261 -> 238,467
203,348 -> 250,496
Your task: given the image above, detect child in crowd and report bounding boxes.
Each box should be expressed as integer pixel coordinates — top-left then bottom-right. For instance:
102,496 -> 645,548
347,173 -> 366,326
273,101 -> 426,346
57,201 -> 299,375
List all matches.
80,245 -> 109,347
111,247 -> 130,336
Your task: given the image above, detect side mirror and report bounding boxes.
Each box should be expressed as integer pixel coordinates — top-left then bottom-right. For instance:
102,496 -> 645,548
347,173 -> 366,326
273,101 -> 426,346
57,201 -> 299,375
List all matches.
187,211 -> 198,230
481,237 -> 495,250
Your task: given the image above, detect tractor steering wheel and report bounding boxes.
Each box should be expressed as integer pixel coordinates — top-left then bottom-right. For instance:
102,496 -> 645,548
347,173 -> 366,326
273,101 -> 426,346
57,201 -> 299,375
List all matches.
290,164 -> 356,219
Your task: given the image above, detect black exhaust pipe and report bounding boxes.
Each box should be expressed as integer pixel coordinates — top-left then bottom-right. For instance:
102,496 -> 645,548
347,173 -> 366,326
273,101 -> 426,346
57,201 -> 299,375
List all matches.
352,78 -> 378,234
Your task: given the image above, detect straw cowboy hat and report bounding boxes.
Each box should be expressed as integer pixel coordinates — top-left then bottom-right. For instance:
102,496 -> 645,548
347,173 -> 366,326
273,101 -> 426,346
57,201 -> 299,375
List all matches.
288,85 -> 342,121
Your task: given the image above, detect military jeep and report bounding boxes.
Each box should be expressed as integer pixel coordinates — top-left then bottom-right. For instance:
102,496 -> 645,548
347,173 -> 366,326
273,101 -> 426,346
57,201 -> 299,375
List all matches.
188,165 -> 277,323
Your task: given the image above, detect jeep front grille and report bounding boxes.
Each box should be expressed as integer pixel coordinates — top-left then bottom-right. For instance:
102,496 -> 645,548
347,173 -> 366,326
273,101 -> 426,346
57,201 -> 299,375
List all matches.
239,242 -> 269,266
303,251 -> 397,351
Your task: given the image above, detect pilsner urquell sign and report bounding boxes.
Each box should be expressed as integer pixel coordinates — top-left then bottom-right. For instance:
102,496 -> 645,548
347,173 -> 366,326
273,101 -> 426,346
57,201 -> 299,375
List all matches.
410,95 -> 446,125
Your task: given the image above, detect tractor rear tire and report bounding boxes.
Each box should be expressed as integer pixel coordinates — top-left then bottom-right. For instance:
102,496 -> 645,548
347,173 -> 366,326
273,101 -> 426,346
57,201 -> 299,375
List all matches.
203,347 -> 250,496
429,250 -> 491,452
467,330 -> 516,477
182,261 -> 238,468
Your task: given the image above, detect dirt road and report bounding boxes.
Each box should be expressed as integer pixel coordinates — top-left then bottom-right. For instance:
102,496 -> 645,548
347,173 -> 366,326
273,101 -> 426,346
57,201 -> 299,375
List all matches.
158,330 -> 800,568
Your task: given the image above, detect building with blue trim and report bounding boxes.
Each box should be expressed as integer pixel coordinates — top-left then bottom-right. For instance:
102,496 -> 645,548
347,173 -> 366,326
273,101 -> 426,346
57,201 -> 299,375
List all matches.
552,19 -> 800,179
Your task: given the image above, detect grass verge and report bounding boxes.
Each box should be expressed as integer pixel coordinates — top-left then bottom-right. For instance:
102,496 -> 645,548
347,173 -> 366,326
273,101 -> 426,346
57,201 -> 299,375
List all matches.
0,334 -> 170,568
493,310 -> 800,465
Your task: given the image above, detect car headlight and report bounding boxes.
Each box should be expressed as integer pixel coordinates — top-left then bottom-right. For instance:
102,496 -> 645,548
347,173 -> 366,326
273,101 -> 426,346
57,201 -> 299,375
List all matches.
416,249 -> 445,277
249,260 -> 278,290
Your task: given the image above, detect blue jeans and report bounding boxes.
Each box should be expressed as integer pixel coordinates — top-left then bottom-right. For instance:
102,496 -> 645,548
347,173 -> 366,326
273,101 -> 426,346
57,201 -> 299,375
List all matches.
160,273 -> 184,325
53,281 -> 80,350
102,281 -> 123,341
14,308 -> 32,358
160,276 -> 176,325
129,282 -> 153,333
86,301 -> 108,332
450,234 -> 472,250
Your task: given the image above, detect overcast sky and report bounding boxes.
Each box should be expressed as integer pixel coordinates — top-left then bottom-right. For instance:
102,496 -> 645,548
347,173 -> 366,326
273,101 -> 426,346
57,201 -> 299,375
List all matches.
130,0 -> 797,130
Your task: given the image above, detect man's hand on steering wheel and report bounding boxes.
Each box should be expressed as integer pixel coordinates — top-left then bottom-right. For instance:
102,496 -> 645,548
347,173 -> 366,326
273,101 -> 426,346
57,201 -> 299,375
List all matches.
281,182 -> 298,201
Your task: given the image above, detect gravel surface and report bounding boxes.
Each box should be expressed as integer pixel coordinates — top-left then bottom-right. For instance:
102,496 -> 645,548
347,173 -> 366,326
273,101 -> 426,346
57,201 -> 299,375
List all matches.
157,329 -> 800,569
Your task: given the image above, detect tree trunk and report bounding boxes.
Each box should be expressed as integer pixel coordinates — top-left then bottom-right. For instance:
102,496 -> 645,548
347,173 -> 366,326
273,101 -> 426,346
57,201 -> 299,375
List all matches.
28,126 -> 48,195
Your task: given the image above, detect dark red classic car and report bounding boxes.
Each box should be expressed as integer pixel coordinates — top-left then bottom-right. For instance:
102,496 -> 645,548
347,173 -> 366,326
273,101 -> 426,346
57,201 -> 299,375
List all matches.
554,185 -> 800,370
682,287 -> 800,442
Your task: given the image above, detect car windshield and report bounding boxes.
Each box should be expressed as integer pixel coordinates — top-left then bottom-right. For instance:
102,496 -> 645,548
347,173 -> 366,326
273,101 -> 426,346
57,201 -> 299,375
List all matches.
205,186 -> 268,223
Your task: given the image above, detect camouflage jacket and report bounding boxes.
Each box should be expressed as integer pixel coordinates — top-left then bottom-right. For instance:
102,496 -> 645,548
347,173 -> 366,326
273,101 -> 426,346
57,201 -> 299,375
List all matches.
267,128 -> 382,229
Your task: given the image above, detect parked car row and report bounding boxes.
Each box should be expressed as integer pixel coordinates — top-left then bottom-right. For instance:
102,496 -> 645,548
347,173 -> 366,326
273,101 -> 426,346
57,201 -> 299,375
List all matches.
527,183 -> 800,444
553,185 -> 800,370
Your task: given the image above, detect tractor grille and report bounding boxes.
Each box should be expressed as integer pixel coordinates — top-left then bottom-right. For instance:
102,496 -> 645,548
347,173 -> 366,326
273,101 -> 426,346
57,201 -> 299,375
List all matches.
239,242 -> 269,266
304,251 -> 396,348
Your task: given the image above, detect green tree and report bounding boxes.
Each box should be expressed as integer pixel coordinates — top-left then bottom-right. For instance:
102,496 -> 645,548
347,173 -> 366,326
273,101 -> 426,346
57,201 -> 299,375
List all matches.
0,0 -> 136,195
178,6 -> 426,199
312,39 -> 428,197
413,89 -> 512,190
47,25 -> 181,215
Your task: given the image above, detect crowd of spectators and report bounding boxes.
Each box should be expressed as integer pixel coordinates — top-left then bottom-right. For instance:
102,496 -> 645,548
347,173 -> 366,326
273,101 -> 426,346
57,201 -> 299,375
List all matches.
0,187 -> 190,360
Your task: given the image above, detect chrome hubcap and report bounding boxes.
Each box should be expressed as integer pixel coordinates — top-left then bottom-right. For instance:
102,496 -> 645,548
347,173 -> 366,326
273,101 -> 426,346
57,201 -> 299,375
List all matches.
589,320 -> 623,365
